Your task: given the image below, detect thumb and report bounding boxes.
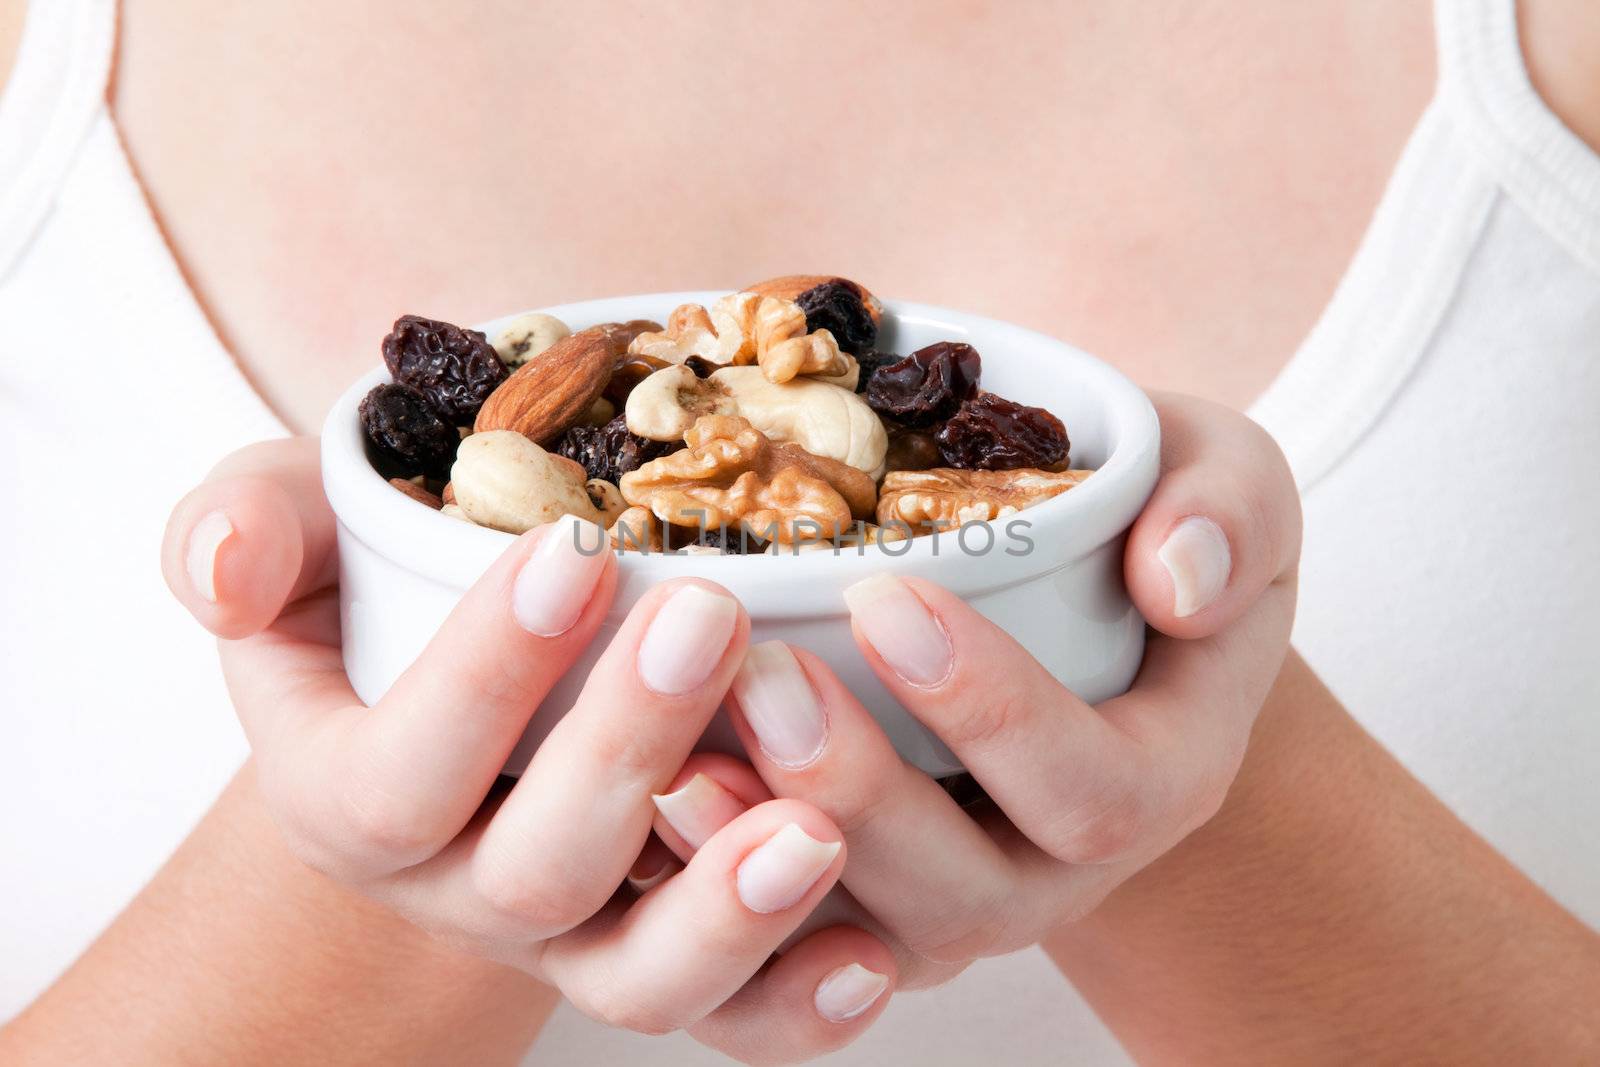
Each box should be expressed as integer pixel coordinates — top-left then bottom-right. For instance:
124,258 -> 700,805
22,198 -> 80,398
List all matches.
160,436 -> 337,639
1123,392 -> 1301,640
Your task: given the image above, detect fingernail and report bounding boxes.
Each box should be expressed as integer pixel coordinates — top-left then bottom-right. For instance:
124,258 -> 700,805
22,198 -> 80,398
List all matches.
513,515 -> 610,636
186,510 -> 233,602
626,853 -> 678,893
842,573 -> 952,686
814,963 -> 890,1022
651,773 -> 747,850
638,585 -> 739,695
1157,516 -> 1231,617
736,823 -> 841,914
733,642 -> 828,767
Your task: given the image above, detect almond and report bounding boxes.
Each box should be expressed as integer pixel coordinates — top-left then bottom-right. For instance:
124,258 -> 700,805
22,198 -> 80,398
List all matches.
474,324 -> 622,443
741,275 -> 883,326
388,477 -> 443,509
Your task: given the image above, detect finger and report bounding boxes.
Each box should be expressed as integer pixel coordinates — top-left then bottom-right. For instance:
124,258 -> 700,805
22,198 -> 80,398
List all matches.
845,571 -> 1295,868
724,642 -> 1019,961
1124,392 -> 1301,639
690,925 -> 897,1066
843,572 -> 1153,866
161,437 -> 336,639
541,800 -> 846,1036
220,515 -> 617,878
459,579 -> 748,940
651,753 -> 772,860
645,756 -> 978,983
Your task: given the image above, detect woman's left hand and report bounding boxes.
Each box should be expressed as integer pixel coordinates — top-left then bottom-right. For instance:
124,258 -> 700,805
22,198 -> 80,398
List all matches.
642,392 -> 1302,1044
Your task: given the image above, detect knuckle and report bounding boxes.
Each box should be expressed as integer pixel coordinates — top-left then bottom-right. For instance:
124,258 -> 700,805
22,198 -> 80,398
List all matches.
935,686 -> 1033,750
469,852 -> 596,937
576,980 -> 683,1037
1037,791 -> 1148,865
336,776 -> 441,869
815,774 -> 896,842
902,889 -> 1014,963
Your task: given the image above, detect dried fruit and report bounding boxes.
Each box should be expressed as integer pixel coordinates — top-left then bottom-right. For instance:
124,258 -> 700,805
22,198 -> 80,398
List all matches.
382,315 -> 508,425
360,383 -> 459,479
474,325 -> 619,443
865,341 -> 981,427
936,393 -> 1069,471
555,415 -> 683,485
796,279 -> 878,356
853,349 -> 896,394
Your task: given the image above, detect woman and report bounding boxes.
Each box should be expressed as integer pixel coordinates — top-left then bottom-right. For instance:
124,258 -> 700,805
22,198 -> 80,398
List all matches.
2,1 -> 1596,1063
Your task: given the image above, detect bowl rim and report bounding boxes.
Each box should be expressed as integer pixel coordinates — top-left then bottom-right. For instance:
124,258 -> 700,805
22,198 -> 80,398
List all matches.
321,293 -> 1161,603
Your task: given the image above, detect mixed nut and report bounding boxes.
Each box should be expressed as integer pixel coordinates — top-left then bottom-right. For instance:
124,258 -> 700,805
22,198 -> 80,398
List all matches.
360,275 -> 1093,554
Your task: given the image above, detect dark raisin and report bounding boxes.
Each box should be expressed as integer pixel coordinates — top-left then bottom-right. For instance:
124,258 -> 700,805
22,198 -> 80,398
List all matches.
935,393 -> 1070,471
853,349 -> 897,394
360,383 -> 460,479
865,341 -> 981,427
700,525 -> 770,555
555,416 -> 682,485
796,279 -> 877,356
884,426 -> 942,472
381,314 -> 508,425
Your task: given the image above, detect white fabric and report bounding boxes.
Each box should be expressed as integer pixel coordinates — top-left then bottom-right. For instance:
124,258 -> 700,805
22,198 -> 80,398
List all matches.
1,2 -> 1595,1065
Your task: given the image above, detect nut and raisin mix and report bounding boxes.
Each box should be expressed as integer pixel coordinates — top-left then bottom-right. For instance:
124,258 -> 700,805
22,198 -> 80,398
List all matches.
365,275 -> 1093,548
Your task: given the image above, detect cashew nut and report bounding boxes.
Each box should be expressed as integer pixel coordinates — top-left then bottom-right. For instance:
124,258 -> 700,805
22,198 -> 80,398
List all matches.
710,366 -> 887,478
492,312 -> 571,367
450,429 -> 601,533
624,365 -> 738,441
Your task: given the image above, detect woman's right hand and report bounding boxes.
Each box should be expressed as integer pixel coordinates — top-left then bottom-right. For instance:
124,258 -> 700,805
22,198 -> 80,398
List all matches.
160,437 -> 897,1062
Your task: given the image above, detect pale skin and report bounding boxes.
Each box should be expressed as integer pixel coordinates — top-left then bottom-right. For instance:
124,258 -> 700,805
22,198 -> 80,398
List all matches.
3,0 -> 1600,1063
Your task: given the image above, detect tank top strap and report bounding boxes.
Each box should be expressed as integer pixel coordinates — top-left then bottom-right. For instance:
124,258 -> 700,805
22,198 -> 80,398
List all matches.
1434,0 -> 1600,273
0,0 -> 117,277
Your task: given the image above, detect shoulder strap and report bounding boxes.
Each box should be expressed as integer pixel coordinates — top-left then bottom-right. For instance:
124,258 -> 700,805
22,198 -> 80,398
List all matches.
0,0 -> 117,277
1435,0 -> 1600,273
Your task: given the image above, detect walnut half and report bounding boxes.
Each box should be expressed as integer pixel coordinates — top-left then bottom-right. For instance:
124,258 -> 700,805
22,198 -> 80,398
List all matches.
620,415 -> 877,543
876,467 -> 1092,531
626,293 -> 847,384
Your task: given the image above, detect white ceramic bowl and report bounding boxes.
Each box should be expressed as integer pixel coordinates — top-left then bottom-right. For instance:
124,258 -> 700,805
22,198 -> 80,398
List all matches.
322,293 -> 1160,777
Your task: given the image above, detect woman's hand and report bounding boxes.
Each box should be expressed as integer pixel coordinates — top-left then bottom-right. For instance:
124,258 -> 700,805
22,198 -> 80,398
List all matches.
635,393 -> 1302,991
160,438 -> 896,1063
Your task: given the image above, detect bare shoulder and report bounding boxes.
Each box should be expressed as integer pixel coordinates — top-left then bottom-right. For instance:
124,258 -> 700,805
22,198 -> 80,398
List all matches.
1521,0 -> 1600,154
0,0 -> 23,95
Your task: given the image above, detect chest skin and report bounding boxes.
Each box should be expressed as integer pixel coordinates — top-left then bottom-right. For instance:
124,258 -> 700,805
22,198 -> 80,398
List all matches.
112,0 -> 1431,432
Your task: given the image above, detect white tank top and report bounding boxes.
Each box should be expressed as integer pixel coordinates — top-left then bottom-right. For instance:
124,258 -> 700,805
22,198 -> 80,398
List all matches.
3,2 -> 1596,1063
